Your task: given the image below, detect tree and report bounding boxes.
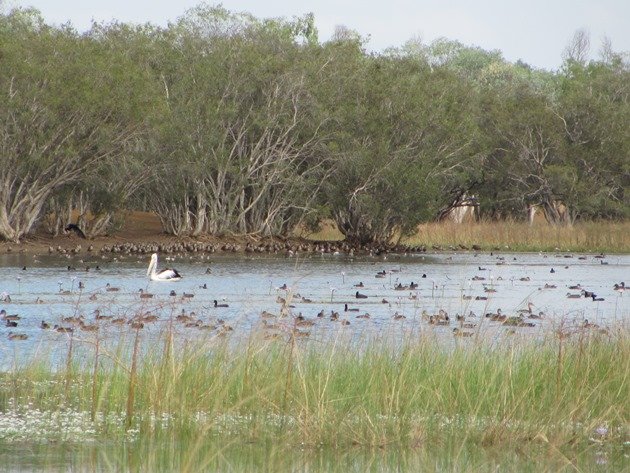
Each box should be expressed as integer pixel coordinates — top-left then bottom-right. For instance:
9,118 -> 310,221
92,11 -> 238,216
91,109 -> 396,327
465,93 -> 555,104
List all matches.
0,10 -> 149,242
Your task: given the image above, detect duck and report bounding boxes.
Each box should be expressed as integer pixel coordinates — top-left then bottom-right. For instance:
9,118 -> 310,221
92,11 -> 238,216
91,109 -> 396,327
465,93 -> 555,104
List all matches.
517,302 -> 535,315
393,312 -> 406,320
566,293 -> 582,299
355,291 -> 368,299
356,313 -> 371,319
79,321 -> 99,332
138,289 -> 154,299
5,320 -> 18,328
8,332 -> 28,341
485,309 -> 506,322
591,294 -> 605,302
147,253 -> 182,281
214,300 -> 229,308
344,303 -> 360,312
428,315 -> 449,326
54,325 -> 74,333
0,310 -> 20,321
582,319 -> 599,329
40,320 -> 50,329
453,328 -> 474,337
354,282 -> 365,288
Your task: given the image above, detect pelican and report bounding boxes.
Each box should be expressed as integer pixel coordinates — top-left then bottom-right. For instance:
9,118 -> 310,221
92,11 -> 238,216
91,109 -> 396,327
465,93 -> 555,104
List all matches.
147,253 -> 182,282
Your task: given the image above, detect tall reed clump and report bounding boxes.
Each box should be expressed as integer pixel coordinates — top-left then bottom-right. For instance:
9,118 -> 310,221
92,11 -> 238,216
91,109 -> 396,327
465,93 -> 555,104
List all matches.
1,328 -> 628,452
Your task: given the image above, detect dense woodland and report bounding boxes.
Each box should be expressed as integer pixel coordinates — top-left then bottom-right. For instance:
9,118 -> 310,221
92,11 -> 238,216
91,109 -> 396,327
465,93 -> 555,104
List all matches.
1,5 -> 628,244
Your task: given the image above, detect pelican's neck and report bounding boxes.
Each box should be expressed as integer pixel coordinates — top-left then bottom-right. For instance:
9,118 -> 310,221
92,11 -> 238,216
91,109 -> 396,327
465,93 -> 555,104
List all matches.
147,257 -> 157,278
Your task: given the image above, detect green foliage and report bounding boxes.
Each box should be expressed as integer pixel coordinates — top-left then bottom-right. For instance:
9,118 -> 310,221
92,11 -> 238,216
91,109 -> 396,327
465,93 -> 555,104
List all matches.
0,7 -> 627,242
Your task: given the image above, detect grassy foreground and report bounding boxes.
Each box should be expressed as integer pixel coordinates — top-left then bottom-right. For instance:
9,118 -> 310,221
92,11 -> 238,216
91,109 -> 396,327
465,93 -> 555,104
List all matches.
1,327 -> 628,450
301,220 -> 630,253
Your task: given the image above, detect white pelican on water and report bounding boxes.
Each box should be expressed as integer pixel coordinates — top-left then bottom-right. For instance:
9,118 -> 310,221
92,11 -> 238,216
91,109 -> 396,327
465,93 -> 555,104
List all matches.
147,253 -> 182,282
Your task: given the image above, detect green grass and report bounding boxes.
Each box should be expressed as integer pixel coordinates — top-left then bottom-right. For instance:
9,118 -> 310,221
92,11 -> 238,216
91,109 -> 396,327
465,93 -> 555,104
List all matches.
1,327 -> 628,453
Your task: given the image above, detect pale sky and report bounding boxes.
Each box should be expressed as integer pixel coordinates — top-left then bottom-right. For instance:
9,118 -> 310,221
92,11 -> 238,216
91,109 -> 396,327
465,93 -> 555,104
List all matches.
4,0 -> 629,70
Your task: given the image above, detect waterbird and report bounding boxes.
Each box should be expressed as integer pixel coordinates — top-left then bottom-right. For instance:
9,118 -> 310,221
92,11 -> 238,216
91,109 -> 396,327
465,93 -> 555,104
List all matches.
147,253 -> 182,281
139,289 -> 154,299
40,320 -> 50,329
355,291 -> 368,299
0,310 -> 20,321
214,300 -> 229,308
453,328 -> 474,337
344,303 -> 360,312
591,294 -> 605,302
54,325 -> 74,333
8,332 -> 28,341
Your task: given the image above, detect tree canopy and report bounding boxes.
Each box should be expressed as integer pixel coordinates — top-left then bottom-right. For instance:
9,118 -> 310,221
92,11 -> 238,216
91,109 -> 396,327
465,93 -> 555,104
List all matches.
0,5 -> 628,243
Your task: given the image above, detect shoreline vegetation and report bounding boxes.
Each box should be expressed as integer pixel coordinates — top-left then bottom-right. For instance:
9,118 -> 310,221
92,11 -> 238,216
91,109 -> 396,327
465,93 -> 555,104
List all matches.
0,324 -> 628,469
1,214 -> 629,255
1,6 -> 628,249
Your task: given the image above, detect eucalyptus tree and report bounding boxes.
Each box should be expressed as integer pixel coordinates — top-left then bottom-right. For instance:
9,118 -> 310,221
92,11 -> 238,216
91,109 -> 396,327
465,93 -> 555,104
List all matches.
0,9 -> 152,241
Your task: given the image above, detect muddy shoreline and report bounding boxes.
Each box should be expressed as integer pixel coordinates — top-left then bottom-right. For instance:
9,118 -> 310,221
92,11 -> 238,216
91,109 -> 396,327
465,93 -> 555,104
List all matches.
0,233 -> 435,257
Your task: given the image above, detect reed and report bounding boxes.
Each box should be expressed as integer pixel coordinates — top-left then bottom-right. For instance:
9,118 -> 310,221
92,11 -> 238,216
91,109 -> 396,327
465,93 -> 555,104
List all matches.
408,220 -> 630,253
1,326 -> 627,454
298,219 -> 630,253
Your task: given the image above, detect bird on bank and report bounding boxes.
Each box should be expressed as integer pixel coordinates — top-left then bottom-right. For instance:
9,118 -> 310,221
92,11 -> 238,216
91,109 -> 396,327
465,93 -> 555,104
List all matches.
147,253 -> 182,281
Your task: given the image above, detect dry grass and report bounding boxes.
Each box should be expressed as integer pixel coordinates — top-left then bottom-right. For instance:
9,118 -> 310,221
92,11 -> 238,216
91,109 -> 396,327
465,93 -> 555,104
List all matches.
298,219 -> 630,253
407,220 -> 630,253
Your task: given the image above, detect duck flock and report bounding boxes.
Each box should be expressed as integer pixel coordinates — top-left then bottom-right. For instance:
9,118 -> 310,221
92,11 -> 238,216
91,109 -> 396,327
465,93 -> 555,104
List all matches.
1,250 -> 628,348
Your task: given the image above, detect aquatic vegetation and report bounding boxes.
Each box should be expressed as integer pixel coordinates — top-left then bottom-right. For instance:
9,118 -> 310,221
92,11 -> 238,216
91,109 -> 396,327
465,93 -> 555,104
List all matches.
1,325 -> 628,451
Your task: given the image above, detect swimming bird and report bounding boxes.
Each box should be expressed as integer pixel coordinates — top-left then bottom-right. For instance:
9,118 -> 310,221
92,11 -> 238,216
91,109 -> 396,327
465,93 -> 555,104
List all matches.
355,291 -> 368,299
40,320 -> 50,329
147,253 -> 182,281
139,289 -> 154,299
214,300 -> 229,308
344,303 -> 360,312
453,328 -> 474,337
8,332 -> 28,341
0,310 -> 20,321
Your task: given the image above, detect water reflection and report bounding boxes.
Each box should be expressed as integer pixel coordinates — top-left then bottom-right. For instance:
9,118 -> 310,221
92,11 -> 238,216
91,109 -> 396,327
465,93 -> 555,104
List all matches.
0,438 -> 623,472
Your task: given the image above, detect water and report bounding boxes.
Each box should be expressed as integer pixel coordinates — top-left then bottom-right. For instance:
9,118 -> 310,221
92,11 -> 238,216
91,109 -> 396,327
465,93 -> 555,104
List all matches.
0,251 -> 628,363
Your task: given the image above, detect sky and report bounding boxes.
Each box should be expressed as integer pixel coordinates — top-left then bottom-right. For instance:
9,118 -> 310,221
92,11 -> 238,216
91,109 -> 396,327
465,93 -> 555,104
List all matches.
4,0 -> 629,70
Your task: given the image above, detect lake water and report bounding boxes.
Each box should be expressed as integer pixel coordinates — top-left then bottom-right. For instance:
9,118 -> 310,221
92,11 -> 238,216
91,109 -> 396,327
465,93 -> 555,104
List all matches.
0,250 -> 628,363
